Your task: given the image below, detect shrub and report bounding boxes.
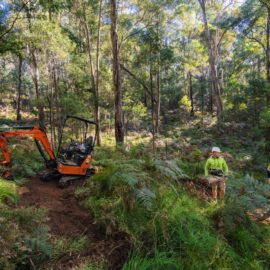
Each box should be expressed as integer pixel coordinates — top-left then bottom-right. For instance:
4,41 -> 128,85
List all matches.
0,206 -> 52,269
0,177 -> 18,205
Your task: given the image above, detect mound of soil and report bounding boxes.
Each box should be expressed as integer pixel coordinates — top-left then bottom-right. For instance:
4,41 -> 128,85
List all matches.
18,177 -> 131,269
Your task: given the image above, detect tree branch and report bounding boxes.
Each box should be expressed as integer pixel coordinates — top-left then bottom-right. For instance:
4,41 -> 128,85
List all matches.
217,29 -> 227,48
0,5 -> 24,40
248,36 -> 266,52
120,63 -> 156,103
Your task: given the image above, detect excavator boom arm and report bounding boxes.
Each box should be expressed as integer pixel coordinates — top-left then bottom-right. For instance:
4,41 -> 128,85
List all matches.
0,126 -> 56,178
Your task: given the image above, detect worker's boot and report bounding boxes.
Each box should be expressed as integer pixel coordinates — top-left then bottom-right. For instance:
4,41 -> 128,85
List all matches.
219,188 -> 225,201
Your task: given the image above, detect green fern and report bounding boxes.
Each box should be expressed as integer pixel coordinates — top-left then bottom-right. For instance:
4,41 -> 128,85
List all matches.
91,159 -> 154,210
152,160 -> 188,181
89,157 -> 186,212
217,174 -> 270,231
0,178 -> 18,204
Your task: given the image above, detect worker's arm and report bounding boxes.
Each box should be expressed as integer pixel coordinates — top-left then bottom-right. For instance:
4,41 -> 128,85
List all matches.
205,159 -> 210,176
222,159 -> 229,176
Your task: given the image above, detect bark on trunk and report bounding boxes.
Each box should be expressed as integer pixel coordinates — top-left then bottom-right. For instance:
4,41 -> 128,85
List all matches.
155,54 -> 161,134
110,0 -> 124,144
16,54 -> 22,121
80,0 -> 102,145
198,0 -> 222,117
95,0 -> 103,146
189,71 -> 194,116
209,81 -> 213,113
155,19 -> 161,134
52,58 -> 60,140
258,55 -> 261,79
200,75 -> 205,123
150,50 -> 155,153
31,48 -> 46,131
266,7 -> 270,104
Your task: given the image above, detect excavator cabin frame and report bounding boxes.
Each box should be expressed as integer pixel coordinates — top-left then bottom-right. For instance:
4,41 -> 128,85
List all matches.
0,115 -> 98,187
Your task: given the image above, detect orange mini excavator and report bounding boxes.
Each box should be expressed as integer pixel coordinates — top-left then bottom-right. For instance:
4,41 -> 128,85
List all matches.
0,115 -> 98,187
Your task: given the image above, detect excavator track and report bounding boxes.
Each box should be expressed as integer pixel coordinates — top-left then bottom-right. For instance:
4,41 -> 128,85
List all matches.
58,176 -> 83,188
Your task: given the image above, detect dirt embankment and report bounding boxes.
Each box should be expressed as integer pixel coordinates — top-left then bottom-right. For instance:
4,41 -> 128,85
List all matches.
18,178 -> 131,270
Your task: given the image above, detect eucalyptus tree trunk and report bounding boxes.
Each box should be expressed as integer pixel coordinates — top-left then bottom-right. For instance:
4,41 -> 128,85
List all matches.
110,0 -> 124,144
31,48 -> 46,131
48,11 -> 60,141
266,7 -> 270,104
150,49 -> 155,153
81,0 -> 102,146
258,55 -> 261,78
189,71 -> 194,116
200,75 -> 205,124
16,54 -> 22,121
51,58 -> 60,139
198,0 -> 223,117
23,0 -> 46,130
95,0 -> 103,146
83,12 -> 95,91
209,82 -> 213,114
155,18 -> 161,135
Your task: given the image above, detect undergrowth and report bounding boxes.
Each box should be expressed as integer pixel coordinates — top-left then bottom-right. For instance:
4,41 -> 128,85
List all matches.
77,145 -> 270,270
0,177 -> 18,204
0,206 -> 52,270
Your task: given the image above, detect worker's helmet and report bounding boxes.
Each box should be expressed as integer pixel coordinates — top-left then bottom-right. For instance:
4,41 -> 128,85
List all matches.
212,146 -> 221,153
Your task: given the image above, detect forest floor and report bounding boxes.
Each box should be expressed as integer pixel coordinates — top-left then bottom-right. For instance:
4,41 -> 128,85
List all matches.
17,177 -> 131,270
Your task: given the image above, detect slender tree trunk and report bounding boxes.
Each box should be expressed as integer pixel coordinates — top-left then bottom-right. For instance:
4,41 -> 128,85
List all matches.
219,69 -> 224,94
26,46 -> 34,112
189,71 -> 194,116
209,81 -> 213,114
155,56 -> 161,134
198,0 -> 222,117
155,18 -> 161,134
16,54 -> 23,121
83,19 -> 96,89
201,75 -> 205,124
266,7 -> 270,104
150,49 -> 155,153
52,58 -> 60,140
258,55 -> 261,79
110,0 -> 124,144
31,48 -> 46,131
95,0 -> 103,146
48,10 -> 60,141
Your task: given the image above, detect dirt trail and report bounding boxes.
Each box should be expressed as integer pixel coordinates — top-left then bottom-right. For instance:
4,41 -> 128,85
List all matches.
18,177 -> 130,269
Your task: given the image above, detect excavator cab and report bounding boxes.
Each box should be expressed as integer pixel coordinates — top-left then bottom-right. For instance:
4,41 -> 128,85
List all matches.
57,115 -> 97,167
45,115 -> 98,187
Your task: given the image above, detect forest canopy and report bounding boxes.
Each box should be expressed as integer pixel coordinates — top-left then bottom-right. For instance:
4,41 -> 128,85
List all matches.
0,0 -> 269,148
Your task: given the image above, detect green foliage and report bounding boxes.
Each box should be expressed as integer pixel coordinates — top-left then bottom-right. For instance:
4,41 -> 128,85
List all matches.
79,146 -> 270,269
0,177 -> 18,205
53,236 -> 88,258
179,95 -> 192,113
213,174 -> 270,232
0,206 -> 52,269
1,138 -> 46,179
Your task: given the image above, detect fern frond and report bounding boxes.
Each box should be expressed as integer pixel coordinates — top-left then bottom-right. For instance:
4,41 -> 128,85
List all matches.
134,188 -> 156,210
153,160 -> 187,181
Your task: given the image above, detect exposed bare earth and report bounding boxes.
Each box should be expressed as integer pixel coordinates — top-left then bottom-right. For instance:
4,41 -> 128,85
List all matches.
18,177 -> 131,269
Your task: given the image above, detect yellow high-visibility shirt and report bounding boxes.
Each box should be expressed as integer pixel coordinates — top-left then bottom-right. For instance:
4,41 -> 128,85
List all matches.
205,156 -> 228,176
